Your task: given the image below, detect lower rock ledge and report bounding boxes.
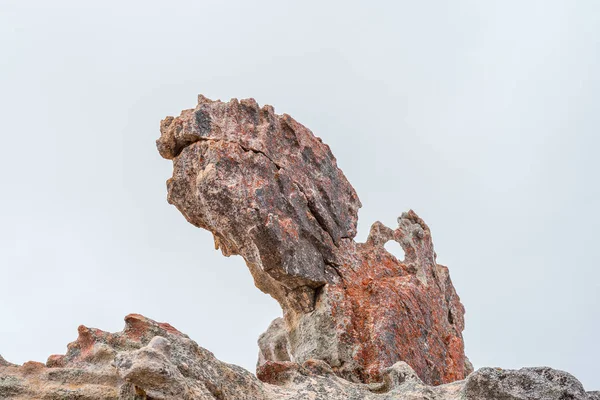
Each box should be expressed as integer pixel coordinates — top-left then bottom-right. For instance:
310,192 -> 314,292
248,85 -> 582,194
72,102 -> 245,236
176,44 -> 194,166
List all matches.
0,315 -> 596,400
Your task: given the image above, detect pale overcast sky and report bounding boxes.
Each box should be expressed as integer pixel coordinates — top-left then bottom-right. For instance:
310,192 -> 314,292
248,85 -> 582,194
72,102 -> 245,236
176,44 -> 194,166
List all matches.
1,0 -> 598,391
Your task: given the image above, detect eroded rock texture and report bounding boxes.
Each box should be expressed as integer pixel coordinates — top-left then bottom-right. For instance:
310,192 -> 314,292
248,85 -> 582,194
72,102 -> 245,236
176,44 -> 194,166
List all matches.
0,95 -> 597,398
0,315 -> 273,400
157,95 -> 469,385
157,95 -> 361,315
1,316 -> 596,400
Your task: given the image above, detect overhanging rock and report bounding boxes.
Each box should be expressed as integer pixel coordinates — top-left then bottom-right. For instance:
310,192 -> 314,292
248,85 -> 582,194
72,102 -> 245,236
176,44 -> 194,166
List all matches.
157,95 -> 470,385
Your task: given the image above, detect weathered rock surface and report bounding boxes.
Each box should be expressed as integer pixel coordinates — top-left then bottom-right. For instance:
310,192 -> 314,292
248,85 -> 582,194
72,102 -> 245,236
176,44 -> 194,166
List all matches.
157,95 -> 361,315
1,316 -> 596,400
1,95 -> 596,399
0,315 -> 269,400
588,391 -> 600,400
158,95 -> 469,385
257,317 -> 290,368
464,367 -> 595,400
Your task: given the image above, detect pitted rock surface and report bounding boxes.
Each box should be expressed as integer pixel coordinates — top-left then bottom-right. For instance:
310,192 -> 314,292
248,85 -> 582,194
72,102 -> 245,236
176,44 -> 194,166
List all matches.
158,96 -> 469,384
463,367 -> 592,400
257,317 -> 291,368
158,95 -> 361,315
0,95 -> 597,398
1,316 -> 596,399
0,355 -> 14,367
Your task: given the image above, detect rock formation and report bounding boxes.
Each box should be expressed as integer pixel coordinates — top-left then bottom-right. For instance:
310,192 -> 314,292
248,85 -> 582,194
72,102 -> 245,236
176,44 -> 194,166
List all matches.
0,95 -> 597,399
0,315 -> 597,399
157,95 -> 469,385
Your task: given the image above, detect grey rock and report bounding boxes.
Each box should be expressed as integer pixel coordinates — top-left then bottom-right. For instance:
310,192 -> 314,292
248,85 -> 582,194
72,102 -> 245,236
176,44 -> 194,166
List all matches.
257,317 -> 291,366
1,314 -> 597,399
0,355 -> 14,367
159,96 -> 471,385
157,95 -> 361,315
2,96 -> 597,398
463,367 -> 591,400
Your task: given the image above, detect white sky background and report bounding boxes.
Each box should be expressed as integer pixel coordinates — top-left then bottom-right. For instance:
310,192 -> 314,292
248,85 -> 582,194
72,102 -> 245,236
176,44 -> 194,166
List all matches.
1,0 -> 599,390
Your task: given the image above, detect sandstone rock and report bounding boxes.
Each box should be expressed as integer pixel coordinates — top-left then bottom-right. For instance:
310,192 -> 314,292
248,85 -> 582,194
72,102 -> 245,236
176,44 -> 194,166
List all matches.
464,367 -> 591,400
257,317 -> 291,367
0,314 -> 184,399
1,315 -> 596,399
157,95 -> 361,315
1,95 -> 596,399
158,95 -> 470,384
0,315 -> 267,400
0,355 -> 14,367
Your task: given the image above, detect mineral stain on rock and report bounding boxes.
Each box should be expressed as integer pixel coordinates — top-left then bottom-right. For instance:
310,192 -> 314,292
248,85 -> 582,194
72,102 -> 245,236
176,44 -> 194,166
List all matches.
157,95 -> 469,385
0,95 -> 597,399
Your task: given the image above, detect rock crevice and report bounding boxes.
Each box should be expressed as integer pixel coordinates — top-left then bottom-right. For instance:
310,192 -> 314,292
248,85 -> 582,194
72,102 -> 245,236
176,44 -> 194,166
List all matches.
157,96 -> 468,385
1,95 -> 596,399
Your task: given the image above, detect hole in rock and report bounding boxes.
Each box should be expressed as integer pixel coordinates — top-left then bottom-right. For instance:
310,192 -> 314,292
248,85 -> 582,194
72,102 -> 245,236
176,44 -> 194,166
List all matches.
384,241 -> 405,262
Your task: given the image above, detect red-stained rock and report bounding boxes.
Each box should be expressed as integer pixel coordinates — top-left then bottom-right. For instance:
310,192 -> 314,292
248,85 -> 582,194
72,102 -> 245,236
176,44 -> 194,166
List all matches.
45,313 -> 185,369
1,315 -> 592,400
0,95 -> 595,399
157,96 -> 472,385
158,95 -> 361,314
325,212 -> 470,384
0,315 -> 268,399
256,361 -> 302,385
20,361 -> 45,375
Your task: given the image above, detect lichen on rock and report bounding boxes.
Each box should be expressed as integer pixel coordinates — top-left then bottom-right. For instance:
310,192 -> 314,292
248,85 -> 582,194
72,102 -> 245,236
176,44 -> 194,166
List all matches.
1,315 -> 596,399
157,95 -> 470,385
0,95 -> 597,399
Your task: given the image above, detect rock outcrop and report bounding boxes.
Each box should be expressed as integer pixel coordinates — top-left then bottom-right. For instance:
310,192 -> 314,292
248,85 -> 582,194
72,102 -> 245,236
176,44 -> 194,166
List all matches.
1,315 -> 597,400
157,95 -> 469,385
1,95 -> 596,399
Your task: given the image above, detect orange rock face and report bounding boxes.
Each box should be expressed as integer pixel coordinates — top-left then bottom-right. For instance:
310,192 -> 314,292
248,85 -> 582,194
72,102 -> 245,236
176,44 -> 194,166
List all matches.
46,314 -> 185,369
157,95 -> 471,385
326,214 -> 470,384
